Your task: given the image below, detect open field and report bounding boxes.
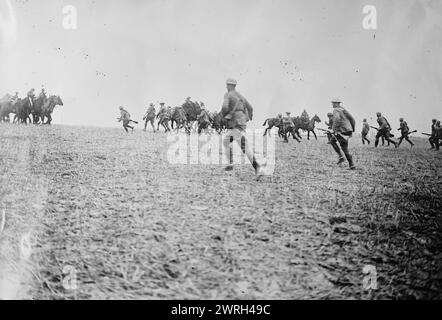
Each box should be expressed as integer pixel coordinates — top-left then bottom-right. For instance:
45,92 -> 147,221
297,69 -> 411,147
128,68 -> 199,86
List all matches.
0,123 -> 441,299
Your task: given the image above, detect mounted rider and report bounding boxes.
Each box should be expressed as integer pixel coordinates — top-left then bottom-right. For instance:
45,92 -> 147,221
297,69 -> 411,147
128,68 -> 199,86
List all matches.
300,109 -> 310,128
27,88 -> 36,106
11,91 -> 19,103
38,88 -> 47,101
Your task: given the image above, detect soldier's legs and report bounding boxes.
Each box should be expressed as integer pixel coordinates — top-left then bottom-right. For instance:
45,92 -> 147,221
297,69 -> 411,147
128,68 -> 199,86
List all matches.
330,135 -> 344,160
429,137 -> 435,149
375,131 -> 383,147
405,134 -> 414,146
223,128 -> 258,170
397,136 -> 404,147
436,138 -> 440,150
337,134 -> 355,168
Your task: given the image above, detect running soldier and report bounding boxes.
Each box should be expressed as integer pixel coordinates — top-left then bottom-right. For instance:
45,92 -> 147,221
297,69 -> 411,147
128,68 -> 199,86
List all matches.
329,99 -> 356,170
429,119 -> 438,149
118,106 -> 137,133
221,78 -> 269,175
375,112 -> 397,148
434,120 -> 441,151
397,118 -> 414,148
361,119 -> 370,145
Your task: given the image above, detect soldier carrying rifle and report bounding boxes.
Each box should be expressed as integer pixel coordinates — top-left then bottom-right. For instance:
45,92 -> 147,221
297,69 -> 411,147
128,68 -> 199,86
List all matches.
374,112 -> 397,148
320,98 -> 356,170
397,118 -> 415,148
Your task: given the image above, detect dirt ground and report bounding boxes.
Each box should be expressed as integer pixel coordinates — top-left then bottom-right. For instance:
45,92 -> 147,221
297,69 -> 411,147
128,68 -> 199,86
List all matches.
0,123 -> 441,300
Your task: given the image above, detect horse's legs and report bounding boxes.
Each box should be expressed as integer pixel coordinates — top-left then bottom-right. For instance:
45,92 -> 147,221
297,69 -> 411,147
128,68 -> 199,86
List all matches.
312,130 -> 318,140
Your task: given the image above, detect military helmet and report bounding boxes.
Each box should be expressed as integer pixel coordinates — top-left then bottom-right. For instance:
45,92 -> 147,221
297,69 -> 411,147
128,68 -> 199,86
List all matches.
327,112 -> 333,117
331,98 -> 341,103
400,117 -> 404,121
160,102 -> 165,105
376,112 -> 382,116
432,118 -> 437,122
226,78 -> 238,86
150,103 -> 154,107
363,118 -> 367,122
119,106 -> 123,110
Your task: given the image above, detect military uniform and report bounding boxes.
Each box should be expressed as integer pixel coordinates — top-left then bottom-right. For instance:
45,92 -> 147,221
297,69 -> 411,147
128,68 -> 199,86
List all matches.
221,78 -> 268,175
429,120 -> 438,149
361,120 -> 370,145
375,114 -> 397,148
118,107 -> 134,133
397,119 -> 414,147
330,99 -> 356,170
434,121 -> 441,150
143,104 -> 156,132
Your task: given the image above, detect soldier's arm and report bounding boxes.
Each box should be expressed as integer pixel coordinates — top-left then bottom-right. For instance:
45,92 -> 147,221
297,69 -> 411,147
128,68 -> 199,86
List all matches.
244,99 -> 253,120
343,109 -> 356,132
220,94 -> 230,117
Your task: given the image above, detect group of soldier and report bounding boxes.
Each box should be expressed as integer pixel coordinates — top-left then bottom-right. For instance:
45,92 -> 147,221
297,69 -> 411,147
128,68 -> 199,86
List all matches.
116,78 -> 441,175
0,87 -> 63,125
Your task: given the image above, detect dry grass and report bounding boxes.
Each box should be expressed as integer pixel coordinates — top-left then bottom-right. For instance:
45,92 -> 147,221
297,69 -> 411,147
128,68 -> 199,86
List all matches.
0,123 -> 441,300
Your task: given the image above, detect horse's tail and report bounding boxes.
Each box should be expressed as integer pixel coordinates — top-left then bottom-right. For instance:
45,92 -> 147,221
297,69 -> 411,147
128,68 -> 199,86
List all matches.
263,119 -> 269,126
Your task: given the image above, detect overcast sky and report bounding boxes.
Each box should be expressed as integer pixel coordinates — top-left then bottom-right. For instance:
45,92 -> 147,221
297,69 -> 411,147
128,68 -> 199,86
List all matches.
1,0 -> 441,132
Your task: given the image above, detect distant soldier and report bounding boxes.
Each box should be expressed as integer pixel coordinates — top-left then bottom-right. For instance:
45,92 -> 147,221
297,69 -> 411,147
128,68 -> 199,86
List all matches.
429,119 -> 438,149
397,118 -> 414,148
143,103 -> 156,132
329,98 -> 356,170
118,106 -> 137,133
434,120 -> 441,151
300,109 -> 309,128
39,88 -> 47,100
361,119 -> 370,145
11,91 -> 19,103
324,112 -> 334,143
221,78 -> 268,175
27,88 -> 36,106
375,112 -> 397,148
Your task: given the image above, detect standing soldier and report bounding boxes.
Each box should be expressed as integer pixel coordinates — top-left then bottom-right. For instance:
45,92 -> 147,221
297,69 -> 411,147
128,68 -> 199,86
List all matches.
143,103 -> 156,132
221,78 -> 268,175
361,119 -> 370,145
397,118 -> 414,148
329,98 -> 356,170
429,119 -> 438,149
375,112 -> 397,148
118,106 -> 137,133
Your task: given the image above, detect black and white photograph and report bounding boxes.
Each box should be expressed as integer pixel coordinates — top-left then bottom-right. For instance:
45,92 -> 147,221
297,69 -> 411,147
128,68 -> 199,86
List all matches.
0,0 -> 441,304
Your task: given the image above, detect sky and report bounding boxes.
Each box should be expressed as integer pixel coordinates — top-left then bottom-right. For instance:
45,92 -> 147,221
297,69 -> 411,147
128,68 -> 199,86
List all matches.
0,0 -> 441,132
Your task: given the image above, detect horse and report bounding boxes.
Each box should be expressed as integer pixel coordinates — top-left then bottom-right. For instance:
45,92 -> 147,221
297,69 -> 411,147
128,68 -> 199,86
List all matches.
211,112 -> 226,134
170,107 -> 189,133
14,97 -> 33,124
294,114 -> 321,140
41,95 -> 63,124
0,94 -> 15,122
31,95 -> 47,124
197,110 -> 211,135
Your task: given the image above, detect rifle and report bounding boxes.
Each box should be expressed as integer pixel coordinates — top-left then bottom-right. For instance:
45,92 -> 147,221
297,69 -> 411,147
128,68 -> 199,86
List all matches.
318,128 -> 335,137
370,126 -> 395,137
422,133 -> 433,137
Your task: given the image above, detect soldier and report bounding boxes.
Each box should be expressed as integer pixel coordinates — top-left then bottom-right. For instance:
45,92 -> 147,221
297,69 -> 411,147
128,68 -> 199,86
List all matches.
397,118 -> 414,148
300,109 -> 309,128
221,78 -> 269,175
118,106 -> 137,133
429,119 -> 438,149
39,88 -> 47,100
11,91 -> 19,103
27,88 -> 36,106
324,112 -> 334,143
329,98 -> 356,170
361,119 -> 370,145
280,112 -> 296,143
434,120 -> 441,151
143,103 -> 156,132
375,112 -> 397,148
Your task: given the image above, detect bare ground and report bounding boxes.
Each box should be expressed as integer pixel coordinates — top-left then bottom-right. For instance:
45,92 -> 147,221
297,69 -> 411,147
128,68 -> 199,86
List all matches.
0,123 -> 441,300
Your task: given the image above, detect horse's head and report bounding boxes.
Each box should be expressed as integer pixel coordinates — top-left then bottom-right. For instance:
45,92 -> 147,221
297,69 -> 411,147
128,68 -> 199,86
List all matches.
51,95 -> 63,106
312,114 -> 321,123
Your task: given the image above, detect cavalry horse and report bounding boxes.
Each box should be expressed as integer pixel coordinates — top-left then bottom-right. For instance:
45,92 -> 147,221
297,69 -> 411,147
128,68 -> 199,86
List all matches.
40,96 -> 63,124
294,114 -> 321,140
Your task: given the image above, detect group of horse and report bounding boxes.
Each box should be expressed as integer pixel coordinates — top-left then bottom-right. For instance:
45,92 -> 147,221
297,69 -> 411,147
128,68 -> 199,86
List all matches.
143,100 -> 227,135
0,93 -> 64,125
263,114 -> 322,142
